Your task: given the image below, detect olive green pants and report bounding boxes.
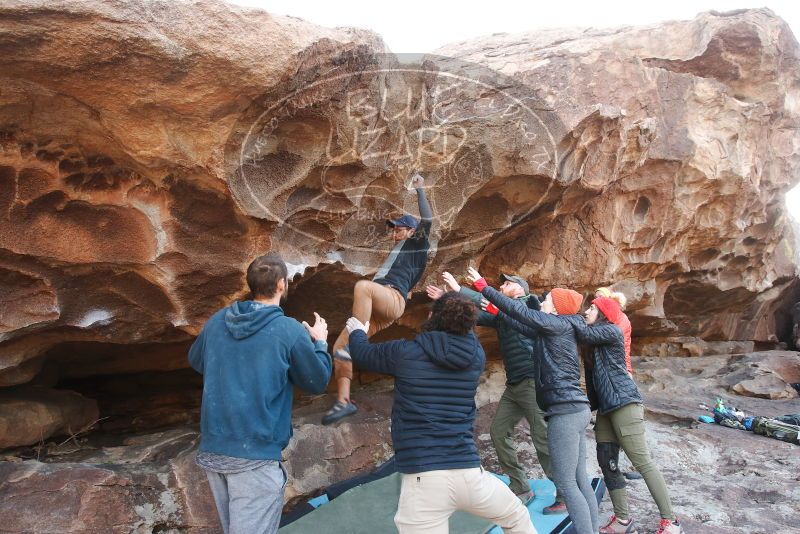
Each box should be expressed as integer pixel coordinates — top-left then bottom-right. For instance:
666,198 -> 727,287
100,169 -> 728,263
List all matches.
490,378 -> 561,503
595,403 -> 675,520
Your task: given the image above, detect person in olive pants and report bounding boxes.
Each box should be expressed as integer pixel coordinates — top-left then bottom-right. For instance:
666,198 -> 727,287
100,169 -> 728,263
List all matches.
427,271 -> 562,509
492,377 -> 555,502
576,297 -> 682,534
594,404 -> 675,523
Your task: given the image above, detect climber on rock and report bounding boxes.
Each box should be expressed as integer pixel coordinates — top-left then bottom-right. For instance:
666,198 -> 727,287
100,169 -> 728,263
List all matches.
426,271 -> 564,512
188,252 -> 332,534
322,173 -> 433,425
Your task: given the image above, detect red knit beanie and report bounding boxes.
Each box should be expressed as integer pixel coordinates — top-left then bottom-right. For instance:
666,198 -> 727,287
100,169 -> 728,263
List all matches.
550,288 -> 584,315
593,296 -> 622,325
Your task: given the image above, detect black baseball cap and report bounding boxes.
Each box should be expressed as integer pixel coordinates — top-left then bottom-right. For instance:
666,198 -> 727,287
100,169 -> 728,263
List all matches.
500,274 -> 530,295
386,214 -> 419,229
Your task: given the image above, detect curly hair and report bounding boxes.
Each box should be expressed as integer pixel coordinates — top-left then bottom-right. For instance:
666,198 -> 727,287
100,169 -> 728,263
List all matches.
422,291 -> 478,335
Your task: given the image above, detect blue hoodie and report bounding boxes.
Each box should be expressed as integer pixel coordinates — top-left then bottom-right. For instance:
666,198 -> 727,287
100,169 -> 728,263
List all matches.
188,301 -> 332,460
349,328 -> 485,474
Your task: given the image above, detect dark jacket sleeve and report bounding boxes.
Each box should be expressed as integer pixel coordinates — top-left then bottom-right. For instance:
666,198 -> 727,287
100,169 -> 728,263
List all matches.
411,188 -> 432,241
349,329 -> 405,376
188,328 -> 206,374
573,322 -> 623,346
481,286 -> 565,334
288,333 -> 333,394
496,311 -> 538,338
459,287 -> 498,327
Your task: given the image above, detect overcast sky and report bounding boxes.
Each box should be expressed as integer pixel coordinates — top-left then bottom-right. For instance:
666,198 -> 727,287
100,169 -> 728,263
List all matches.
230,0 -> 800,220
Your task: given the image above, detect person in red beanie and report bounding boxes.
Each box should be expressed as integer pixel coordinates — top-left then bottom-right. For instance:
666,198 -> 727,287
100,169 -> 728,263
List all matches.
595,287 -> 640,482
595,287 -> 633,376
574,297 -> 683,534
466,268 -> 599,534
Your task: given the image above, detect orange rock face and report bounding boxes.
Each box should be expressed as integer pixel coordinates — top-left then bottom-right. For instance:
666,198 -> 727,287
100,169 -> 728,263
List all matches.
0,1 -> 798,451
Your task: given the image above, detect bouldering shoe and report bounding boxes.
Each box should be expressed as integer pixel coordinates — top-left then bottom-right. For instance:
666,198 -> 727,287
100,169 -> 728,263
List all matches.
322,400 -> 357,425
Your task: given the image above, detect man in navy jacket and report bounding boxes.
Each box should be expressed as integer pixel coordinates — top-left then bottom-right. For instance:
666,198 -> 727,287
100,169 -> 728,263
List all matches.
347,292 -> 535,534
189,252 -> 332,534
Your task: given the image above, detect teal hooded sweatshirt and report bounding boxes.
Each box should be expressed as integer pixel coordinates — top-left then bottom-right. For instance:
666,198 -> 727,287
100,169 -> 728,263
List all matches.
188,301 -> 332,460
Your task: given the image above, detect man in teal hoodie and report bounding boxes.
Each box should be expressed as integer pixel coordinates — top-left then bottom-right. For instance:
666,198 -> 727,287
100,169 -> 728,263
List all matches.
188,252 -> 332,534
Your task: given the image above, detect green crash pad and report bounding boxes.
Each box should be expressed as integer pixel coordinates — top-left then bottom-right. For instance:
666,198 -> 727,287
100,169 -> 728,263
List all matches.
279,473 -> 575,534
279,472 -> 493,534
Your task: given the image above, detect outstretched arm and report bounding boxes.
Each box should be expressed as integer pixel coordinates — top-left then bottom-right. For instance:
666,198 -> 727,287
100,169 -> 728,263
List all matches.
349,328 -> 405,376
428,271 -> 497,325
459,286 -> 499,327
411,174 -> 432,239
572,321 -> 623,346
465,268 -> 564,334
493,310 -> 537,338
482,285 -> 567,334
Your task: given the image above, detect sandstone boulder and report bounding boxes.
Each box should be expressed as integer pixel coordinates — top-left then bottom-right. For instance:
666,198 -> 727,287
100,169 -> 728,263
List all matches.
726,351 -> 800,399
0,4 -> 799,532
0,428 -> 220,534
0,386 -> 98,449
0,3 -> 797,393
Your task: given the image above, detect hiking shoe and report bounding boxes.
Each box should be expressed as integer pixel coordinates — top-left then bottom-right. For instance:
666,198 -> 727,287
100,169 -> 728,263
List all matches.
655,518 -> 683,534
515,490 -> 534,505
624,471 -> 643,480
600,515 -> 638,534
542,501 -> 567,515
321,400 -> 357,425
333,345 -> 352,362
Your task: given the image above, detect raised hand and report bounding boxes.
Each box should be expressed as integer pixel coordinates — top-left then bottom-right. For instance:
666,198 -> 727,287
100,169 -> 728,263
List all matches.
302,312 -> 328,342
441,271 -> 461,292
466,267 -> 488,291
426,284 -> 445,300
480,298 -> 500,316
345,317 -> 370,334
410,173 -> 425,189
466,267 -> 482,283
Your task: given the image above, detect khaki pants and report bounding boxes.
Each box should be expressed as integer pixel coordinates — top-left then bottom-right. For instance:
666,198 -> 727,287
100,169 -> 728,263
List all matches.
490,379 -> 560,502
332,280 -> 406,380
595,403 -> 675,520
394,468 -> 537,534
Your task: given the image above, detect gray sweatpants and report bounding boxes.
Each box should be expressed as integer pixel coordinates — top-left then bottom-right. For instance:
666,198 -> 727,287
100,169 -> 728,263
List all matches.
548,408 -> 599,534
205,461 -> 286,534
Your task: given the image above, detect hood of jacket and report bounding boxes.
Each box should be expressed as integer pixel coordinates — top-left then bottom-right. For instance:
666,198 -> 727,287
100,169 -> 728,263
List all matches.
415,331 -> 481,370
224,301 -> 284,340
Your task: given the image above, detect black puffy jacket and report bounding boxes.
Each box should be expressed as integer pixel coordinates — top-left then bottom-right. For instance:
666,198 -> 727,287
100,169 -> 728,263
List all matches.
481,287 -> 589,413
572,320 -> 642,415
349,328 -> 485,474
459,287 -> 536,385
